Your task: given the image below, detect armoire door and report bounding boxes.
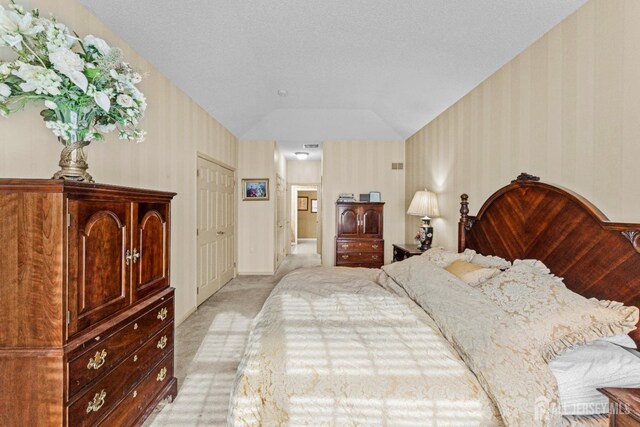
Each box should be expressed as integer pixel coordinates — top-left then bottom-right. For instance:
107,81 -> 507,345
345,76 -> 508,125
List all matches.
337,205 -> 359,237
67,199 -> 131,337
133,202 -> 170,301
360,206 -> 383,239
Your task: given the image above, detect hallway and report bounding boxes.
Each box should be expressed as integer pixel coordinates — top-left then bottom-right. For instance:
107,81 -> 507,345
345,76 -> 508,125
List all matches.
291,238 -> 318,255
146,252 -> 321,426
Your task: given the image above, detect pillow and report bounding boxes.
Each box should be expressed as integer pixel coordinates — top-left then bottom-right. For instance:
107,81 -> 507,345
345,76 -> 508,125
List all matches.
421,247 -> 473,268
550,340 -> 640,415
445,259 -> 499,286
475,261 -> 639,361
599,334 -> 637,349
462,249 -> 512,270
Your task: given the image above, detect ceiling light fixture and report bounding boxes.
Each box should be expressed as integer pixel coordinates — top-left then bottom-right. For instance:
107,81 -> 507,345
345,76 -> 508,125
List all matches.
277,89 -> 288,97
295,152 -> 309,160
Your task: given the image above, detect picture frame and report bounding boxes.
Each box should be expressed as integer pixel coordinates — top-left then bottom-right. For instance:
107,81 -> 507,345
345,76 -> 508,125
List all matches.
297,196 -> 309,211
242,178 -> 269,201
311,199 -> 318,213
369,191 -> 381,202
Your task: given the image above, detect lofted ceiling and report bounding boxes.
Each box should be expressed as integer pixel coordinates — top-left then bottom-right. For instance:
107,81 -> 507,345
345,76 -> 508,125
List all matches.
80,0 -> 586,159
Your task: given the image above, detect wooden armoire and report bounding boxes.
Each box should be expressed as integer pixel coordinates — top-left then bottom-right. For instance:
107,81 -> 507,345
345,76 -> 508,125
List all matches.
0,179 -> 177,427
335,202 -> 384,268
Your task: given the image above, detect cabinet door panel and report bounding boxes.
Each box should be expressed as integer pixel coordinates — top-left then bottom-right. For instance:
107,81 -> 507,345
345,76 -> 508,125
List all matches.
134,203 -> 170,301
361,207 -> 383,238
337,206 -> 359,237
68,200 -> 131,337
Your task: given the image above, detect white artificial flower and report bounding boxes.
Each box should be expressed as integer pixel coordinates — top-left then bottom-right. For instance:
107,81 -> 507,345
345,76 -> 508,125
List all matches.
0,62 -> 12,75
0,82 -> 10,101
44,100 -> 57,110
94,91 -> 110,112
130,72 -> 142,84
13,62 -> 62,96
0,6 -> 43,49
126,108 -> 136,117
95,122 -> 116,133
84,35 -> 111,56
45,22 -> 75,50
48,48 -> 87,92
116,94 -> 134,108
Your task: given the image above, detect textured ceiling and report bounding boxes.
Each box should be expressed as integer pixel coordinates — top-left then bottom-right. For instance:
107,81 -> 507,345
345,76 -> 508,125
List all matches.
80,0 -> 586,159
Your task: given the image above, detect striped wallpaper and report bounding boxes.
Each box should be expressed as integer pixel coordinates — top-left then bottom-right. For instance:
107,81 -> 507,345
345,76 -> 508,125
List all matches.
405,0 -> 640,251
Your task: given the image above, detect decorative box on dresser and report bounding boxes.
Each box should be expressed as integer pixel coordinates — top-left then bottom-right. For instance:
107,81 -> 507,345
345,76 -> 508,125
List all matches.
0,179 -> 177,427
335,202 -> 384,268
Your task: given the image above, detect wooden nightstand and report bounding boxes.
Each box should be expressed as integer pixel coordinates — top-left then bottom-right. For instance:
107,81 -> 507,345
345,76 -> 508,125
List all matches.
599,388 -> 640,426
392,243 -> 425,262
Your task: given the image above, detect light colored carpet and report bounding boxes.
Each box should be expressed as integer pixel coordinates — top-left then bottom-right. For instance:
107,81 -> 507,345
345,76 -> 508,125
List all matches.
144,253 -> 321,426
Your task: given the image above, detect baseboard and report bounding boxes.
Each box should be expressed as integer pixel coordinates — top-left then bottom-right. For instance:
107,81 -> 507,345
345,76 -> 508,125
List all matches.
176,306 -> 197,327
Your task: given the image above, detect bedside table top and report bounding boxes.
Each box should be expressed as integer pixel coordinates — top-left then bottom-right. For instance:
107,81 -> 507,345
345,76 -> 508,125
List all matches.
392,243 -> 425,255
599,388 -> 640,419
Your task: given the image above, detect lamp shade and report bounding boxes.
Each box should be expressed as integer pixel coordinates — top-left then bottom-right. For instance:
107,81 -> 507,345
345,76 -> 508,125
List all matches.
407,190 -> 440,218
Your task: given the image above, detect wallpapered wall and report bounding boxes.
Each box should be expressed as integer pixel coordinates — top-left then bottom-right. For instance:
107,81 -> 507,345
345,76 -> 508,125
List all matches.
405,0 -> 640,250
322,140 -> 405,265
0,0 -> 239,324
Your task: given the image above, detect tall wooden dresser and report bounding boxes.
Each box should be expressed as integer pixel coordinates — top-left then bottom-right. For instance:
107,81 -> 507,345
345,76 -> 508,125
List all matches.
0,179 -> 177,427
335,202 -> 384,268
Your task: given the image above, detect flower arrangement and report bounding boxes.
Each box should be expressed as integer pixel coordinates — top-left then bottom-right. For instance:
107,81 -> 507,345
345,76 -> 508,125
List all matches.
0,0 -> 146,145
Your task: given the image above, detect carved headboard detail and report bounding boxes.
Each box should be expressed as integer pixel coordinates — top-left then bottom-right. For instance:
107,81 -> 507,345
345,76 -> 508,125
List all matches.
458,174 -> 640,345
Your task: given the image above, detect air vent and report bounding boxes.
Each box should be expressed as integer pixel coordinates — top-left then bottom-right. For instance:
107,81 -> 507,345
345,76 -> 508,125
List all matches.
391,163 -> 404,170
303,144 -> 319,149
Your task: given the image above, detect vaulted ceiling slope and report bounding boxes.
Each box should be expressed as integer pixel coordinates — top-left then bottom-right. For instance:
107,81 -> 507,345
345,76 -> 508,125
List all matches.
81,0 -> 586,150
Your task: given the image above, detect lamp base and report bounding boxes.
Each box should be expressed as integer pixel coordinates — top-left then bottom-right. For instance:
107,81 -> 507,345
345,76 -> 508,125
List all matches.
417,216 -> 434,251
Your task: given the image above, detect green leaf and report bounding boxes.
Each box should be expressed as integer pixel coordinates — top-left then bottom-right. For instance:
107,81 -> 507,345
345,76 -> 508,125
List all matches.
40,109 -> 56,121
85,68 -> 100,80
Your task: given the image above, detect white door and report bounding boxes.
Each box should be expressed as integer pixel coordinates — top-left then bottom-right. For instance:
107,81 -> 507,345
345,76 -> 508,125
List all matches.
197,156 -> 235,306
275,174 -> 286,268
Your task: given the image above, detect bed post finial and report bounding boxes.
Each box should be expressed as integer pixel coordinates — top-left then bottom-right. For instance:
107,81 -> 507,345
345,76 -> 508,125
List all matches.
512,172 -> 540,183
458,194 -> 470,253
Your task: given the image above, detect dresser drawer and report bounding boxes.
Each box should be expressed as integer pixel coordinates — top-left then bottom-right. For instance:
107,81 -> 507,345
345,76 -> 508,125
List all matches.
67,322 -> 174,426
336,262 -> 383,269
98,351 -> 174,427
336,240 -> 383,252
336,251 -> 383,263
68,297 -> 174,398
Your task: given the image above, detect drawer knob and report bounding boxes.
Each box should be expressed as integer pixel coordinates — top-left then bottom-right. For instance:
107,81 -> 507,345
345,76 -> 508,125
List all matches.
86,390 -> 106,414
157,307 -> 168,321
157,367 -> 167,382
87,349 -> 107,370
341,255 -> 349,260
157,335 -> 168,350
341,244 -> 349,249
372,244 -> 379,249
133,390 -> 138,398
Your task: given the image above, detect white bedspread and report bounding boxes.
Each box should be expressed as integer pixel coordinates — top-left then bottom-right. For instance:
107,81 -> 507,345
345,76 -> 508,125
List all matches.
228,266 -> 503,426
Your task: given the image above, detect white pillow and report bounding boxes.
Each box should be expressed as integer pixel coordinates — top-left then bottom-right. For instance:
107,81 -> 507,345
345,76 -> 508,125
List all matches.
420,247 -> 473,268
599,334 -> 636,349
550,340 -> 640,415
462,249 -> 512,270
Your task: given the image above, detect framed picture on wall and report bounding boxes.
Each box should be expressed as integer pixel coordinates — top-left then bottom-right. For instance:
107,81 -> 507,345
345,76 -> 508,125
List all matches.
297,196 -> 309,211
242,179 -> 269,200
311,199 -> 318,213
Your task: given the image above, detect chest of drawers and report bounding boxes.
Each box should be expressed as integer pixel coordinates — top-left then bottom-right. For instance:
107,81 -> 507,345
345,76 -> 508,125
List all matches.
0,179 -> 177,427
335,202 -> 384,268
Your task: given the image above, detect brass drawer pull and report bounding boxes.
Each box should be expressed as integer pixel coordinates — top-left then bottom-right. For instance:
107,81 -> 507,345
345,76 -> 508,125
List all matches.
157,367 -> 167,382
133,322 -> 138,330
341,244 -> 349,249
341,255 -> 349,260
372,255 -> 379,260
86,390 -> 106,413
372,244 -> 379,249
157,307 -> 168,321
87,349 -> 107,370
157,335 -> 168,350
133,390 -> 138,398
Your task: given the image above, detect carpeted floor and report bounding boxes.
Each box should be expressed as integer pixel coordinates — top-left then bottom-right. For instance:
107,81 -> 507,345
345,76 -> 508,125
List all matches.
144,252 -> 321,426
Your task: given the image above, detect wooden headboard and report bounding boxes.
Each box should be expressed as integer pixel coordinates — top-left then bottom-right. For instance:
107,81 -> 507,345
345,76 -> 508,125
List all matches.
458,173 -> 640,345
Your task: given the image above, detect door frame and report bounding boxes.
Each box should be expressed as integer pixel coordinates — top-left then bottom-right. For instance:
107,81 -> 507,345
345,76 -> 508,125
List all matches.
195,152 -> 237,308
289,183 -> 321,255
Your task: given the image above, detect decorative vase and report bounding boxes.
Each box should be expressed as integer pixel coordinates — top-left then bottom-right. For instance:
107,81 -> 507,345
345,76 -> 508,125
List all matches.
52,139 -> 94,183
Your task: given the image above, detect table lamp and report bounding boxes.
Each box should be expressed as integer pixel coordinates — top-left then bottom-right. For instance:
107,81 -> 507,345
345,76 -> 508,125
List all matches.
407,189 -> 439,250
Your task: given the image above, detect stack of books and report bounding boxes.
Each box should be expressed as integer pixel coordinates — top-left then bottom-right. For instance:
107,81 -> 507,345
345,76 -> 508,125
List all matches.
337,193 -> 356,202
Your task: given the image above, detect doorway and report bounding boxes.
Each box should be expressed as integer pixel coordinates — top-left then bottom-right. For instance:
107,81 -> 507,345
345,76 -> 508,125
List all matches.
196,154 -> 236,306
291,184 -> 320,255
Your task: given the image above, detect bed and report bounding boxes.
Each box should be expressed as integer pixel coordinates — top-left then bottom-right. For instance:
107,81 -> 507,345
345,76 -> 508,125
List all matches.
228,174 -> 640,426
